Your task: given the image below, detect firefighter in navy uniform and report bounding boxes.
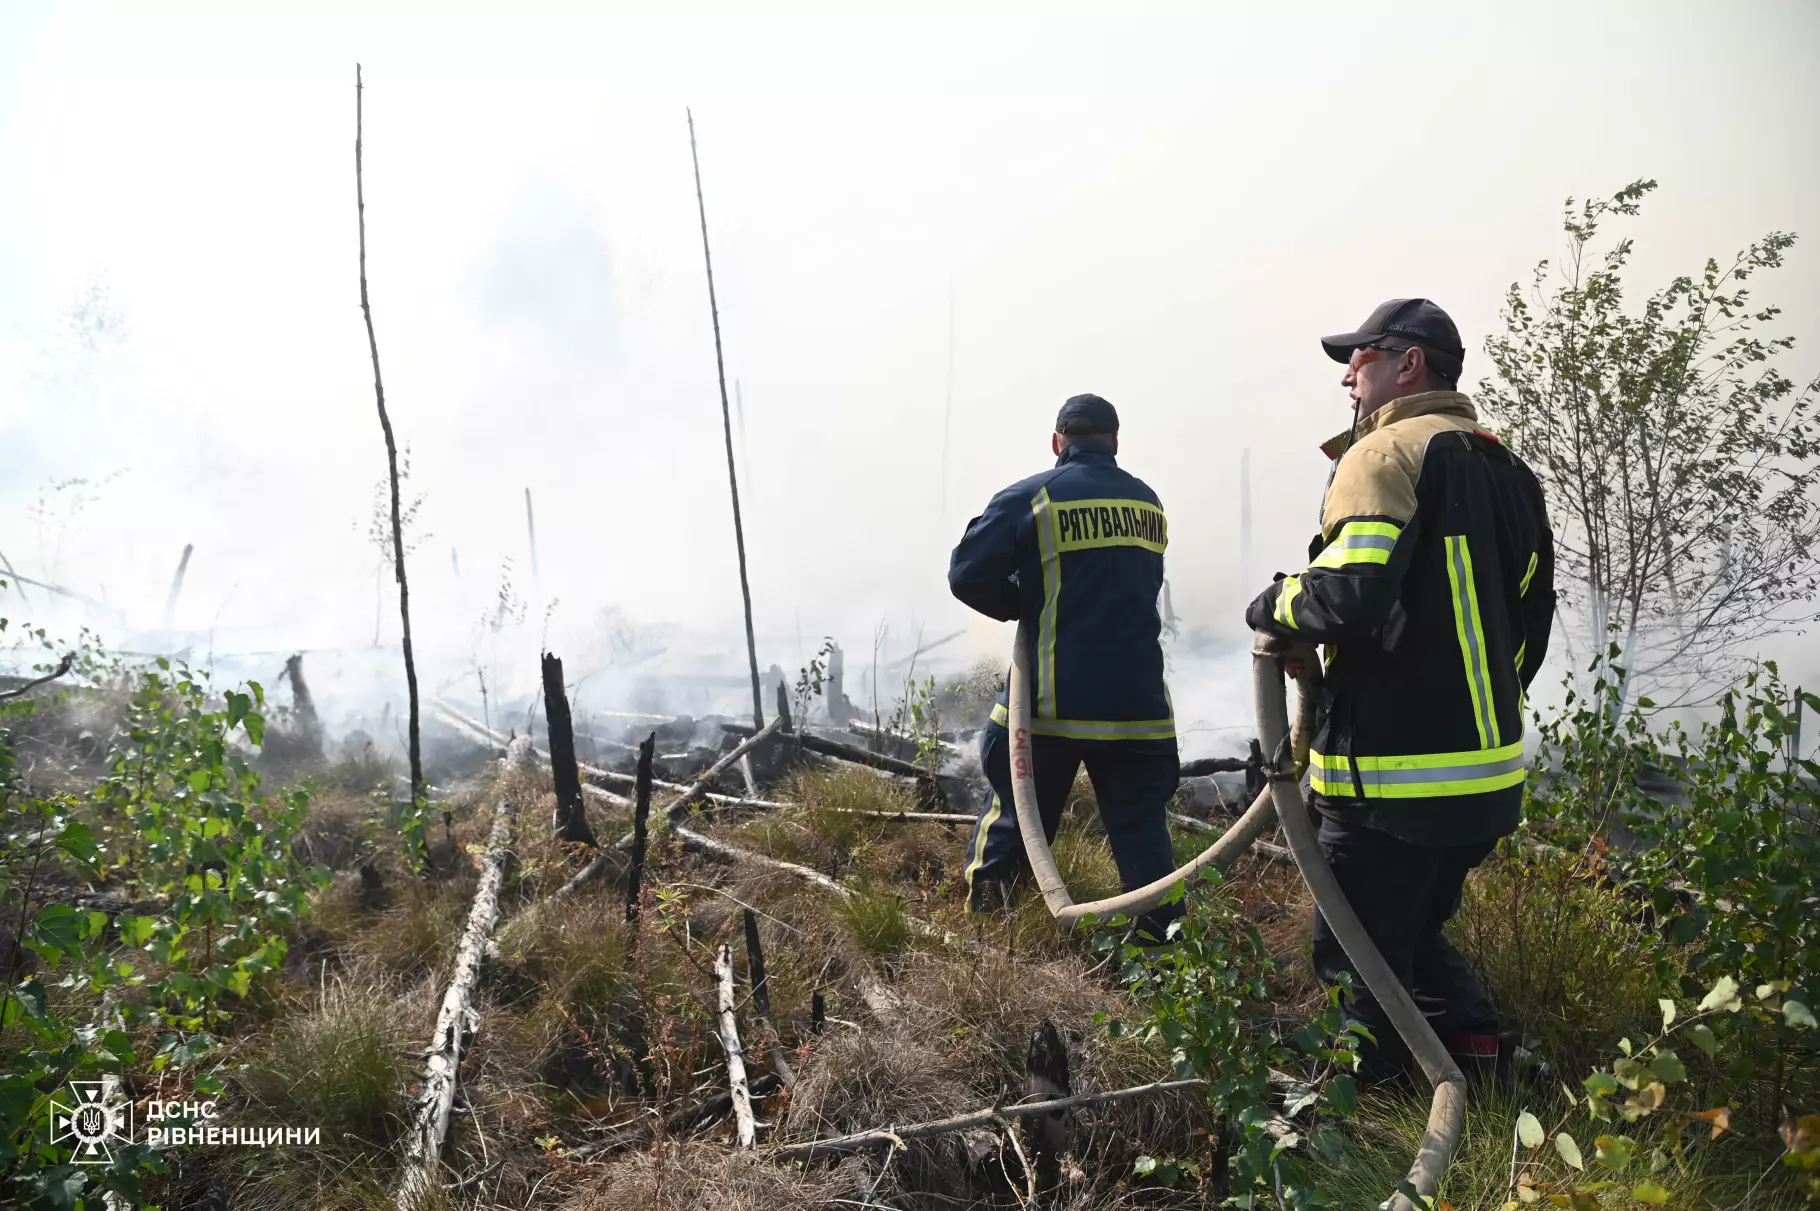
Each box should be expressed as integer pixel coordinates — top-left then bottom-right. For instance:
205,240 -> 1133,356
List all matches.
949,393 -> 1181,940
1247,299 -> 1557,1081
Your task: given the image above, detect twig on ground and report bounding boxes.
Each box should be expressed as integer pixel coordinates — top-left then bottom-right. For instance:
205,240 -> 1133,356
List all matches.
767,1078 -> 1207,1162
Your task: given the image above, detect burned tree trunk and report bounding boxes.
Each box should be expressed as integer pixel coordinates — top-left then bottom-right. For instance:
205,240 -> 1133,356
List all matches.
542,652 -> 596,848
283,653 -> 323,754
743,907 -> 795,1089
625,733 -> 655,923
1024,1019 -> 1072,1196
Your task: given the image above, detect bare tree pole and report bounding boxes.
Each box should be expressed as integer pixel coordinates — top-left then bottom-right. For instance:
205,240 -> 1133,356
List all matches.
687,108 -> 764,729
524,487 -> 539,579
356,64 -> 424,823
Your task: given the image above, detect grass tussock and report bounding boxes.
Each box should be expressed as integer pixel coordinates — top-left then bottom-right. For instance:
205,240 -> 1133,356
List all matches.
832,883 -> 912,957
238,971 -> 416,1151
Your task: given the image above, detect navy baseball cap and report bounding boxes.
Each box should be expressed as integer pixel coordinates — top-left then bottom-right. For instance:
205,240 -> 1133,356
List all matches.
1055,393 -> 1119,435
1321,298 -> 1464,381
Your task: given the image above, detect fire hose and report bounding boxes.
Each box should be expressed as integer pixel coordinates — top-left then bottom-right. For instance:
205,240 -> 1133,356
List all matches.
1005,621 -> 1464,1209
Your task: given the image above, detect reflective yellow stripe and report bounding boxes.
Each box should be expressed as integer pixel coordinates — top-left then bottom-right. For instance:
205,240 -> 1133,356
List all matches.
1309,740 -> 1526,799
1309,520 -> 1402,569
1514,640 -> 1527,674
1445,534 -> 1499,749
964,790 -> 1004,890
1274,574 -> 1302,630
1520,550 -> 1539,595
987,702 -> 1174,741
1049,497 -> 1168,553
1031,488 -> 1062,718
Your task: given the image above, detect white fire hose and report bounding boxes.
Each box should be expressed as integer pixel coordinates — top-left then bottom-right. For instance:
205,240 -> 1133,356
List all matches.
1005,621 -> 1464,1208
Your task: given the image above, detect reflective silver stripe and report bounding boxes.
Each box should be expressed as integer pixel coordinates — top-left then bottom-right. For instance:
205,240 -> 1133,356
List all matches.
985,703 -> 1173,741
1354,751 -> 1528,786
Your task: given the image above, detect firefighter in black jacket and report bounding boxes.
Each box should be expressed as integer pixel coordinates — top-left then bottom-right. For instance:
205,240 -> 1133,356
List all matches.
1247,299 -> 1557,1080
949,394 -> 1181,940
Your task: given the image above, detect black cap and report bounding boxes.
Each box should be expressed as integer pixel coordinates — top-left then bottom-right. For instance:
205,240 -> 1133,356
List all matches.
1321,298 -> 1464,381
1055,393 -> 1119,435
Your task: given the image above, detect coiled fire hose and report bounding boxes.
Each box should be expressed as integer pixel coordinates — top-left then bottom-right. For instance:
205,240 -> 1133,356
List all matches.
1005,621 -> 1464,1209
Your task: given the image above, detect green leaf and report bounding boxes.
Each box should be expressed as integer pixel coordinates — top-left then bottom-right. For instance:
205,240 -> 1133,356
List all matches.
1517,1111 -> 1546,1148
1686,1024 -> 1718,1057
1327,1074 -> 1357,1116
54,820 -> 99,864
1595,1134 -> 1634,1171
1649,1052 -> 1687,1085
1783,999 -> 1817,1029
1555,1131 -> 1585,1171
2,980 -> 47,1025
1698,975 -> 1741,1013
188,769 -> 211,793
1133,1155 -> 1157,1176
118,915 -> 157,947
1632,1180 -> 1670,1204
1657,998 -> 1675,1029
26,903 -> 84,962
1584,1072 -> 1620,1097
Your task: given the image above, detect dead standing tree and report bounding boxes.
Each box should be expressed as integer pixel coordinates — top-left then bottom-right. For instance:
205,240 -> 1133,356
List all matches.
355,64 -> 425,832
688,108 -> 765,731
541,652 -> 597,847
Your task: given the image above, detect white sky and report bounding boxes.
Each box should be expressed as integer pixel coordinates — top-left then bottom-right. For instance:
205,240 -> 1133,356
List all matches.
2,0 -> 1817,741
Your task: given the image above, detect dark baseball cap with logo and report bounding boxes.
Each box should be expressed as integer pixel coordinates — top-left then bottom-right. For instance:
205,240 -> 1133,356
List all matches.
1321,298 -> 1464,383
1055,393 -> 1119,435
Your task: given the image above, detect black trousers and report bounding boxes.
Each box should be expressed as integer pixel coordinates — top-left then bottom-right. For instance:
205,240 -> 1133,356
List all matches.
1311,811 -> 1500,1081
964,724 -> 1182,939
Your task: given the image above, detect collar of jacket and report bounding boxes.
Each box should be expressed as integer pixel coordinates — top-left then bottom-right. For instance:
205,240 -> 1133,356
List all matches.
1055,438 -> 1116,467
1319,391 -> 1477,460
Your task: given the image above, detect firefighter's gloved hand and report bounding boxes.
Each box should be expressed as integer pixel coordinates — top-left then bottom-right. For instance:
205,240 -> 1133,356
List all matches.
1258,633 -> 1319,681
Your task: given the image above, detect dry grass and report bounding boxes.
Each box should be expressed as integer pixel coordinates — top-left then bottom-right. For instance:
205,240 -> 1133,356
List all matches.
571,1140 -> 867,1210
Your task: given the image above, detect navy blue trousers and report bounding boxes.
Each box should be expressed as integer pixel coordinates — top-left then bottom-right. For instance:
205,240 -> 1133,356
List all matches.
964,724 -> 1182,937
1311,811 -> 1500,1080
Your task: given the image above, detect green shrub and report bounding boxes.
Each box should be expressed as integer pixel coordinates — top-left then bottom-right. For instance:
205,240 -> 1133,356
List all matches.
1453,843 -> 1668,1073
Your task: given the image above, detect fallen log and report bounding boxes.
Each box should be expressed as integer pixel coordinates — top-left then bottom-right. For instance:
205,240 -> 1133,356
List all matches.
663,715 -> 787,823
553,717 -> 785,900
673,826 -> 968,950
1178,755 -> 1251,778
721,721 -> 949,805
434,699 -> 788,811
713,942 -> 758,1148
394,775 -> 520,1209
766,1077 -> 1207,1162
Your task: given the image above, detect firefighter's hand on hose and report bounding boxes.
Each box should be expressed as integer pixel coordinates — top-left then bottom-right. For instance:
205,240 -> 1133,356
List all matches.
1258,633 -> 1320,681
